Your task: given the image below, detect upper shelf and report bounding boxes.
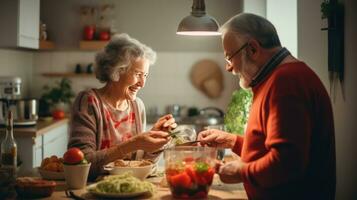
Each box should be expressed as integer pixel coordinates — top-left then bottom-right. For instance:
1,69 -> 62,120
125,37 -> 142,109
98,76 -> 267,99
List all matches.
39,40 -> 55,50
79,40 -> 108,50
41,72 -> 95,78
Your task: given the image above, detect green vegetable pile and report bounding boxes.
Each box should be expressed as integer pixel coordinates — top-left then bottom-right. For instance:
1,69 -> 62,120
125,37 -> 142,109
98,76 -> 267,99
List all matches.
89,172 -> 155,195
224,89 -> 253,135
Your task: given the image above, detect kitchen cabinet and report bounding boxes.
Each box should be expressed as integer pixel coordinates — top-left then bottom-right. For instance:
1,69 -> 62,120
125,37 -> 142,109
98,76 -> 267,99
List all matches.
0,0 -> 40,49
0,119 -> 69,174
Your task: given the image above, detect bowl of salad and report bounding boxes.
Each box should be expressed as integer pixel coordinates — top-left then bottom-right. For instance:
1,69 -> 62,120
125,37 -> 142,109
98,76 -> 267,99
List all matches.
164,146 -> 217,199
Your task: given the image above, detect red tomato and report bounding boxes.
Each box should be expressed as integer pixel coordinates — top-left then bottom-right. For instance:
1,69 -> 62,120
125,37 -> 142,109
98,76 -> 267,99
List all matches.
194,191 -> 208,198
99,31 -> 110,41
203,168 -> 215,185
184,157 -> 194,163
83,26 -> 95,40
52,110 -> 65,120
185,165 -> 196,180
63,147 -> 84,164
169,171 -> 192,189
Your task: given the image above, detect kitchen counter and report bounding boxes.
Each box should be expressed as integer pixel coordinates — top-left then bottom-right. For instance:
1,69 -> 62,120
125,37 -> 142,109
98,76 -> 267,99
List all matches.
0,118 -> 70,174
0,118 -> 69,138
43,176 -> 248,199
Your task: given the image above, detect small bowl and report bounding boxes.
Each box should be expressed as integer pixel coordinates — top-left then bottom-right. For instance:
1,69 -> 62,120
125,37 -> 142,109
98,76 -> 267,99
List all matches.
104,160 -> 154,180
15,177 -> 56,198
38,167 -> 64,180
63,163 -> 91,189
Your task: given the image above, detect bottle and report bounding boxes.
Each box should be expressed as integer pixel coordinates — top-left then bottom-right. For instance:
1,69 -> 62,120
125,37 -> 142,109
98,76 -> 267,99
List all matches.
0,110 -> 17,199
1,110 -> 17,176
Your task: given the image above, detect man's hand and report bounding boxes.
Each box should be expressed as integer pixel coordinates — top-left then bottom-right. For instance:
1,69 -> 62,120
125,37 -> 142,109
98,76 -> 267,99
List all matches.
218,160 -> 245,183
197,129 -> 237,149
151,114 -> 177,132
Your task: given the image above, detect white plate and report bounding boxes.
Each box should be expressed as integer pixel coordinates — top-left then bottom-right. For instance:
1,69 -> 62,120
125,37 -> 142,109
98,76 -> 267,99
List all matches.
86,183 -> 148,198
37,167 -> 65,180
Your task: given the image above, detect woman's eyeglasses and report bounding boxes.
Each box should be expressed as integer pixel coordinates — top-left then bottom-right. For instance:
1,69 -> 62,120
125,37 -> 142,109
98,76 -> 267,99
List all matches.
225,43 -> 248,66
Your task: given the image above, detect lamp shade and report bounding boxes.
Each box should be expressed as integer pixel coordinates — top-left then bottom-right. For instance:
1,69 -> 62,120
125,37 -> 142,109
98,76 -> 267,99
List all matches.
177,0 -> 221,36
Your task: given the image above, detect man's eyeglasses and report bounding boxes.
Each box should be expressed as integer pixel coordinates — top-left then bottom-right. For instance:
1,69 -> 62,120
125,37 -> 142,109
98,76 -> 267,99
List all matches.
225,43 -> 248,66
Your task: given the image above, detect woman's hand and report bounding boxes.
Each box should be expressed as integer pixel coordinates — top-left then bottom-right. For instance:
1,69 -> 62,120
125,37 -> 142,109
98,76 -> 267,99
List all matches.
134,130 -> 170,152
151,114 -> 177,132
197,129 -> 237,149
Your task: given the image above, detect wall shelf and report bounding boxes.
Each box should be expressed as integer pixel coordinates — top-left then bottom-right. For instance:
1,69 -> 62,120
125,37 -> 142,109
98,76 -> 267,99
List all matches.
79,40 -> 108,50
39,40 -> 55,50
41,72 -> 94,78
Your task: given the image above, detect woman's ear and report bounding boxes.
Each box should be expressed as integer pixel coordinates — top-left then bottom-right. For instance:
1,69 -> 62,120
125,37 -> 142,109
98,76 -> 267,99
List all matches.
112,72 -> 120,82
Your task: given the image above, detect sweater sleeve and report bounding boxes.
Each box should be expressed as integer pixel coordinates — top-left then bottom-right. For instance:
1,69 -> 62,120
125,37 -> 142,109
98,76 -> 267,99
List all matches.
240,76 -> 312,188
134,98 -> 161,164
232,135 -> 244,156
68,91 -> 108,179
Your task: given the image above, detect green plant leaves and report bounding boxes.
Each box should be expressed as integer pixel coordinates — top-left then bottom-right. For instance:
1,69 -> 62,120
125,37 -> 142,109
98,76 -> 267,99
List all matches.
224,89 -> 253,135
41,78 -> 75,104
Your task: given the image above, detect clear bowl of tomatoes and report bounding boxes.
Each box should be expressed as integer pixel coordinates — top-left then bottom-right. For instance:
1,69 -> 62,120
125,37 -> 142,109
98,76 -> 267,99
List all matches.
164,146 -> 217,199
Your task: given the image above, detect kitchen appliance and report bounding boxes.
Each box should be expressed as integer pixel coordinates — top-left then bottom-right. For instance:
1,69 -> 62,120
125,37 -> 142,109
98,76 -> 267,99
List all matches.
193,107 -> 224,132
166,104 -> 182,119
0,76 -> 38,126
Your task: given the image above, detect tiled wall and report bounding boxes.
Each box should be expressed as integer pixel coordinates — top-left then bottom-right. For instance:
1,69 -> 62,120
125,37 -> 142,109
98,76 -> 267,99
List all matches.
0,49 -> 34,98
32,51 -> 237,114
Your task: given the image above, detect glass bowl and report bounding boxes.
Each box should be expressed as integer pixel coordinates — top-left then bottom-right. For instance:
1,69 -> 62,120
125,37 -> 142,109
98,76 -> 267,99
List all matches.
164,146 -> 217,199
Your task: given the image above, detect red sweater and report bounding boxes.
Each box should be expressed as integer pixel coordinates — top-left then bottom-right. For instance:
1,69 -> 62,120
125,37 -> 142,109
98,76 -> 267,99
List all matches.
233,62 -> 336,199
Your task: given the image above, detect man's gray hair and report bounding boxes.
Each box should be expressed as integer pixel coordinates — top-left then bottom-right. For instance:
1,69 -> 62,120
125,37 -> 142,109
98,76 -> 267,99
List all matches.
220,13 -> 281,48
95,33 -> 157,82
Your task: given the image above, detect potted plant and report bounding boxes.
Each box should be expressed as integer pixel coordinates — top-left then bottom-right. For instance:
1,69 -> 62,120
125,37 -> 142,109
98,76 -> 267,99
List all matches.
224,89 -> 253,135
40,78 -> 75,119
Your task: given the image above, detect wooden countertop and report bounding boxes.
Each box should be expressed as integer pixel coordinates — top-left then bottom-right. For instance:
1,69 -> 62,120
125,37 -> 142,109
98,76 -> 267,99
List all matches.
0,118 -> 69,138
46,176 -> 248,200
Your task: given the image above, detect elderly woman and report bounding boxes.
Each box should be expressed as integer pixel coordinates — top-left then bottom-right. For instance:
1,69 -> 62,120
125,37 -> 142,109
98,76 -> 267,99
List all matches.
68,33 -> 176,179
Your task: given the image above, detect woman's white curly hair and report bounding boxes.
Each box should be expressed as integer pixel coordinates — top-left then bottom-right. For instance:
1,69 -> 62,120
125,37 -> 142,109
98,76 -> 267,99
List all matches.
95,33 -> 156,82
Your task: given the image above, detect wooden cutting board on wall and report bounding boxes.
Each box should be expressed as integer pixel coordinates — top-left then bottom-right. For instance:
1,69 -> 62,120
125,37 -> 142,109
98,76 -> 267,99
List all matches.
190,59 -> 224,99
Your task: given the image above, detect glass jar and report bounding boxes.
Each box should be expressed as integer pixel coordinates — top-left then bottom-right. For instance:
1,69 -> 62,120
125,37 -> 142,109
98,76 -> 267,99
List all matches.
164,146 -> 217,199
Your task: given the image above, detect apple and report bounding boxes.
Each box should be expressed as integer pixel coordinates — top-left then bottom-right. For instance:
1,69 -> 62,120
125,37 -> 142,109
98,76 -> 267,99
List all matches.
63,147 -> 84,165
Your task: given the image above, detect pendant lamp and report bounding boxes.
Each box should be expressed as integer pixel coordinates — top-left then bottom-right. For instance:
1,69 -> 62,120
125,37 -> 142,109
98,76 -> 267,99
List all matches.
177,0 -> 221,36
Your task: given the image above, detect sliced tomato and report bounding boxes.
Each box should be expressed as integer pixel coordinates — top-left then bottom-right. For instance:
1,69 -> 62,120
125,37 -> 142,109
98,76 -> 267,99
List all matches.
194,191 -> 208,198
184,157 -> 194,163
203,168 -> 215,185
185,165 -> 196,180
169,171 -> 192,189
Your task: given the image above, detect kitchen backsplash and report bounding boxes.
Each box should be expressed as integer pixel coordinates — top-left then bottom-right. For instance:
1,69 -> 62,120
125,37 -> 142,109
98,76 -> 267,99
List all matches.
31,51 -> 237,114
0,49 -> 33,98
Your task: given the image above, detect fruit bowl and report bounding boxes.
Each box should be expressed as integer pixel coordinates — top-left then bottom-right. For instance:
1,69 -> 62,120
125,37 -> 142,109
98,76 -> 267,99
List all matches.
164,146 -> 217,199
38,167 -> 64,180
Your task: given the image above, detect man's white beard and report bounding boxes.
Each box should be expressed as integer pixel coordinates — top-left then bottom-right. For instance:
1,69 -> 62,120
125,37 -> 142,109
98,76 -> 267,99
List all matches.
238,56 -> 258,90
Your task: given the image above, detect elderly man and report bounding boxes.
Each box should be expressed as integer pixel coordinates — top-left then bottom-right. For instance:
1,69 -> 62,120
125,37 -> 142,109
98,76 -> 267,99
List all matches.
198,13 -> 336,199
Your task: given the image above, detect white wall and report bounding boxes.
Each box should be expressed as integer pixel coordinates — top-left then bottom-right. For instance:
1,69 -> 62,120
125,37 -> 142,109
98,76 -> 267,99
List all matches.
243,0 -> 266,17
40,0 -> 242,52
0,49 -> 33,98
32,51 -> 236,114
298,0 -> 357,199
267,0 -> 298,57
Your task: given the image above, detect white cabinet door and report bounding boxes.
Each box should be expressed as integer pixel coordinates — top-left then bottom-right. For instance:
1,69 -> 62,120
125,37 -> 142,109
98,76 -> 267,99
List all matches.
43,123 -> 69,158
18,0 -> 40,49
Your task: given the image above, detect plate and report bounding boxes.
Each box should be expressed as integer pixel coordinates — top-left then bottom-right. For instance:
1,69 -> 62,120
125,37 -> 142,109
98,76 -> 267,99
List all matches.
86,183 -> 148,198
37,167 -> 65,180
